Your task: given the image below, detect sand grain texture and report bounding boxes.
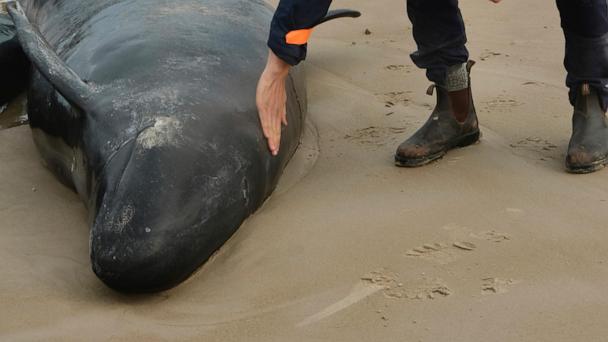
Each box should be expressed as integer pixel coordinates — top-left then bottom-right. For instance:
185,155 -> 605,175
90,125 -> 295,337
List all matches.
2,0 -> 608,341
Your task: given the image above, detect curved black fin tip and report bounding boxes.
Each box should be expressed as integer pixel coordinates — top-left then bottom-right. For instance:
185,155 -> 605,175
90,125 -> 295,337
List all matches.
318,9 -> 361,26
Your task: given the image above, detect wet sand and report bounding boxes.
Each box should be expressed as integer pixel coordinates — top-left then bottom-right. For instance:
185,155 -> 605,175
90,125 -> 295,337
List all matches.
2,0 -> 608,340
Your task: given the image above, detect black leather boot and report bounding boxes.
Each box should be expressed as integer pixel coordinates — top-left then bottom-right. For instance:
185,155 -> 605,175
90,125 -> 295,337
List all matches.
566,83 -> 608,174
395,61 -> 480,167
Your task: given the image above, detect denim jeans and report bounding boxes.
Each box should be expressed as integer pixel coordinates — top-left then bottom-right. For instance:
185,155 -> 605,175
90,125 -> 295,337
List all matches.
406,0 -> 608,108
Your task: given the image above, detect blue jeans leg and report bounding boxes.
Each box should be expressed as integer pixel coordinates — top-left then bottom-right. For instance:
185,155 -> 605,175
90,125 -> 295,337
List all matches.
557,0 -> 608,109
406,0 -> 469,85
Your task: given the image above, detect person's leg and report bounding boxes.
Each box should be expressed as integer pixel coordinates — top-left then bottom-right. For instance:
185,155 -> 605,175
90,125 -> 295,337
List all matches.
407,0 -> 469,85
557,0 -> 608,173
395,0 -> 479,167
557,0 -> 608,108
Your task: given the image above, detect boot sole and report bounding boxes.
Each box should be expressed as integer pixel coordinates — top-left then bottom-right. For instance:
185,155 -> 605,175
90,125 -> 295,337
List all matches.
565,158 -> 608,174
394,130 -> 481,168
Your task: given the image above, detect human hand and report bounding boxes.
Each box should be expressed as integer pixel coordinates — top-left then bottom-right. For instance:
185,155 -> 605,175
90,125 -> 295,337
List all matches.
256,50 -> 290,156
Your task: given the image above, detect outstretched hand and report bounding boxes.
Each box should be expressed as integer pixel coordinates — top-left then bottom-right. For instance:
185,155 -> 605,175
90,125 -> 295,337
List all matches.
256,50 -> 290,156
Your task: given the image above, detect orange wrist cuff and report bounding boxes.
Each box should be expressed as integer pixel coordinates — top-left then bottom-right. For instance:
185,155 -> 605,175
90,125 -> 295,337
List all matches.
285,29 -> 314,45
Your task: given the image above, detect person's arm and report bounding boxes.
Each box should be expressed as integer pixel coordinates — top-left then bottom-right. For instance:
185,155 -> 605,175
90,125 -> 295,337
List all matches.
256,50 -> 290,156
268,0 -> 333,66
257,0 -> 332,156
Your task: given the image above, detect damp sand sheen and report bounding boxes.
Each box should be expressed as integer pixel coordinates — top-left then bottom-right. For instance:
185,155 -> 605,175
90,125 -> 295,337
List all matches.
2,0 -> 608,340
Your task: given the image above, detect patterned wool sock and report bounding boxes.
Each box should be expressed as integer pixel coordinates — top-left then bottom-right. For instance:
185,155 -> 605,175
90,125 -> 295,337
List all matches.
445,62 -> 469,92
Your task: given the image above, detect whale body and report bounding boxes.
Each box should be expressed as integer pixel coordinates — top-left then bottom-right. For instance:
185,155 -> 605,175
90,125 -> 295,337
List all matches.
10,0 -> 305,292
8,0 -> 358,292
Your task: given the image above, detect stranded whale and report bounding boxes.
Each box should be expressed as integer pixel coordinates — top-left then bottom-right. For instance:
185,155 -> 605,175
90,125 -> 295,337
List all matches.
7,0 -> 359,292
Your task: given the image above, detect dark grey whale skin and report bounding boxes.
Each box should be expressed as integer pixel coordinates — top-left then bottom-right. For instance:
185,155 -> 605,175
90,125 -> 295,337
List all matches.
0,13 -> 29,105
12,0 -> 307,292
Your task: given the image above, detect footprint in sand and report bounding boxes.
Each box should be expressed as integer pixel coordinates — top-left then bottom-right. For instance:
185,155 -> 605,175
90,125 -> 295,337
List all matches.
344,126 -> 409,147
506,207 -> 525,215
376,91 -> 413,108
405,228 -> 511,264
481,277 -> 520,295
361,268 -> 452,300
297,268 -> 452,327
479,49 -> 509,61
482,95 -> 522,113
385,64 -> 412,73
471,230 -> 511,243
509,136 -> 560,160
404,241 -> 477,265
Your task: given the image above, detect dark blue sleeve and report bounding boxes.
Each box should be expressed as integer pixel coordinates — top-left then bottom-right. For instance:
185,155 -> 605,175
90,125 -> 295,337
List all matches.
268,0 -> 333,66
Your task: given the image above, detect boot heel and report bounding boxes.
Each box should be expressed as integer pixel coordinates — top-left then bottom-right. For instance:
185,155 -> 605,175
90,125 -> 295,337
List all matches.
456,130 -> 480,148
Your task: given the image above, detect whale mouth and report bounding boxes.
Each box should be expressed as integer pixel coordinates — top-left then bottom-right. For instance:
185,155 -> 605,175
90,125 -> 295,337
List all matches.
90,216 -> 189,293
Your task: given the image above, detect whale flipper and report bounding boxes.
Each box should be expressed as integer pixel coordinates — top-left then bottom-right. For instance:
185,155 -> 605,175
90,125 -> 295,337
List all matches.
7,1 -> 92,111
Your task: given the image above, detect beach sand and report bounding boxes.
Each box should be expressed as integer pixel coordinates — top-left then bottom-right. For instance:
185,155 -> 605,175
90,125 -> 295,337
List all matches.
2,0 -> 608,340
